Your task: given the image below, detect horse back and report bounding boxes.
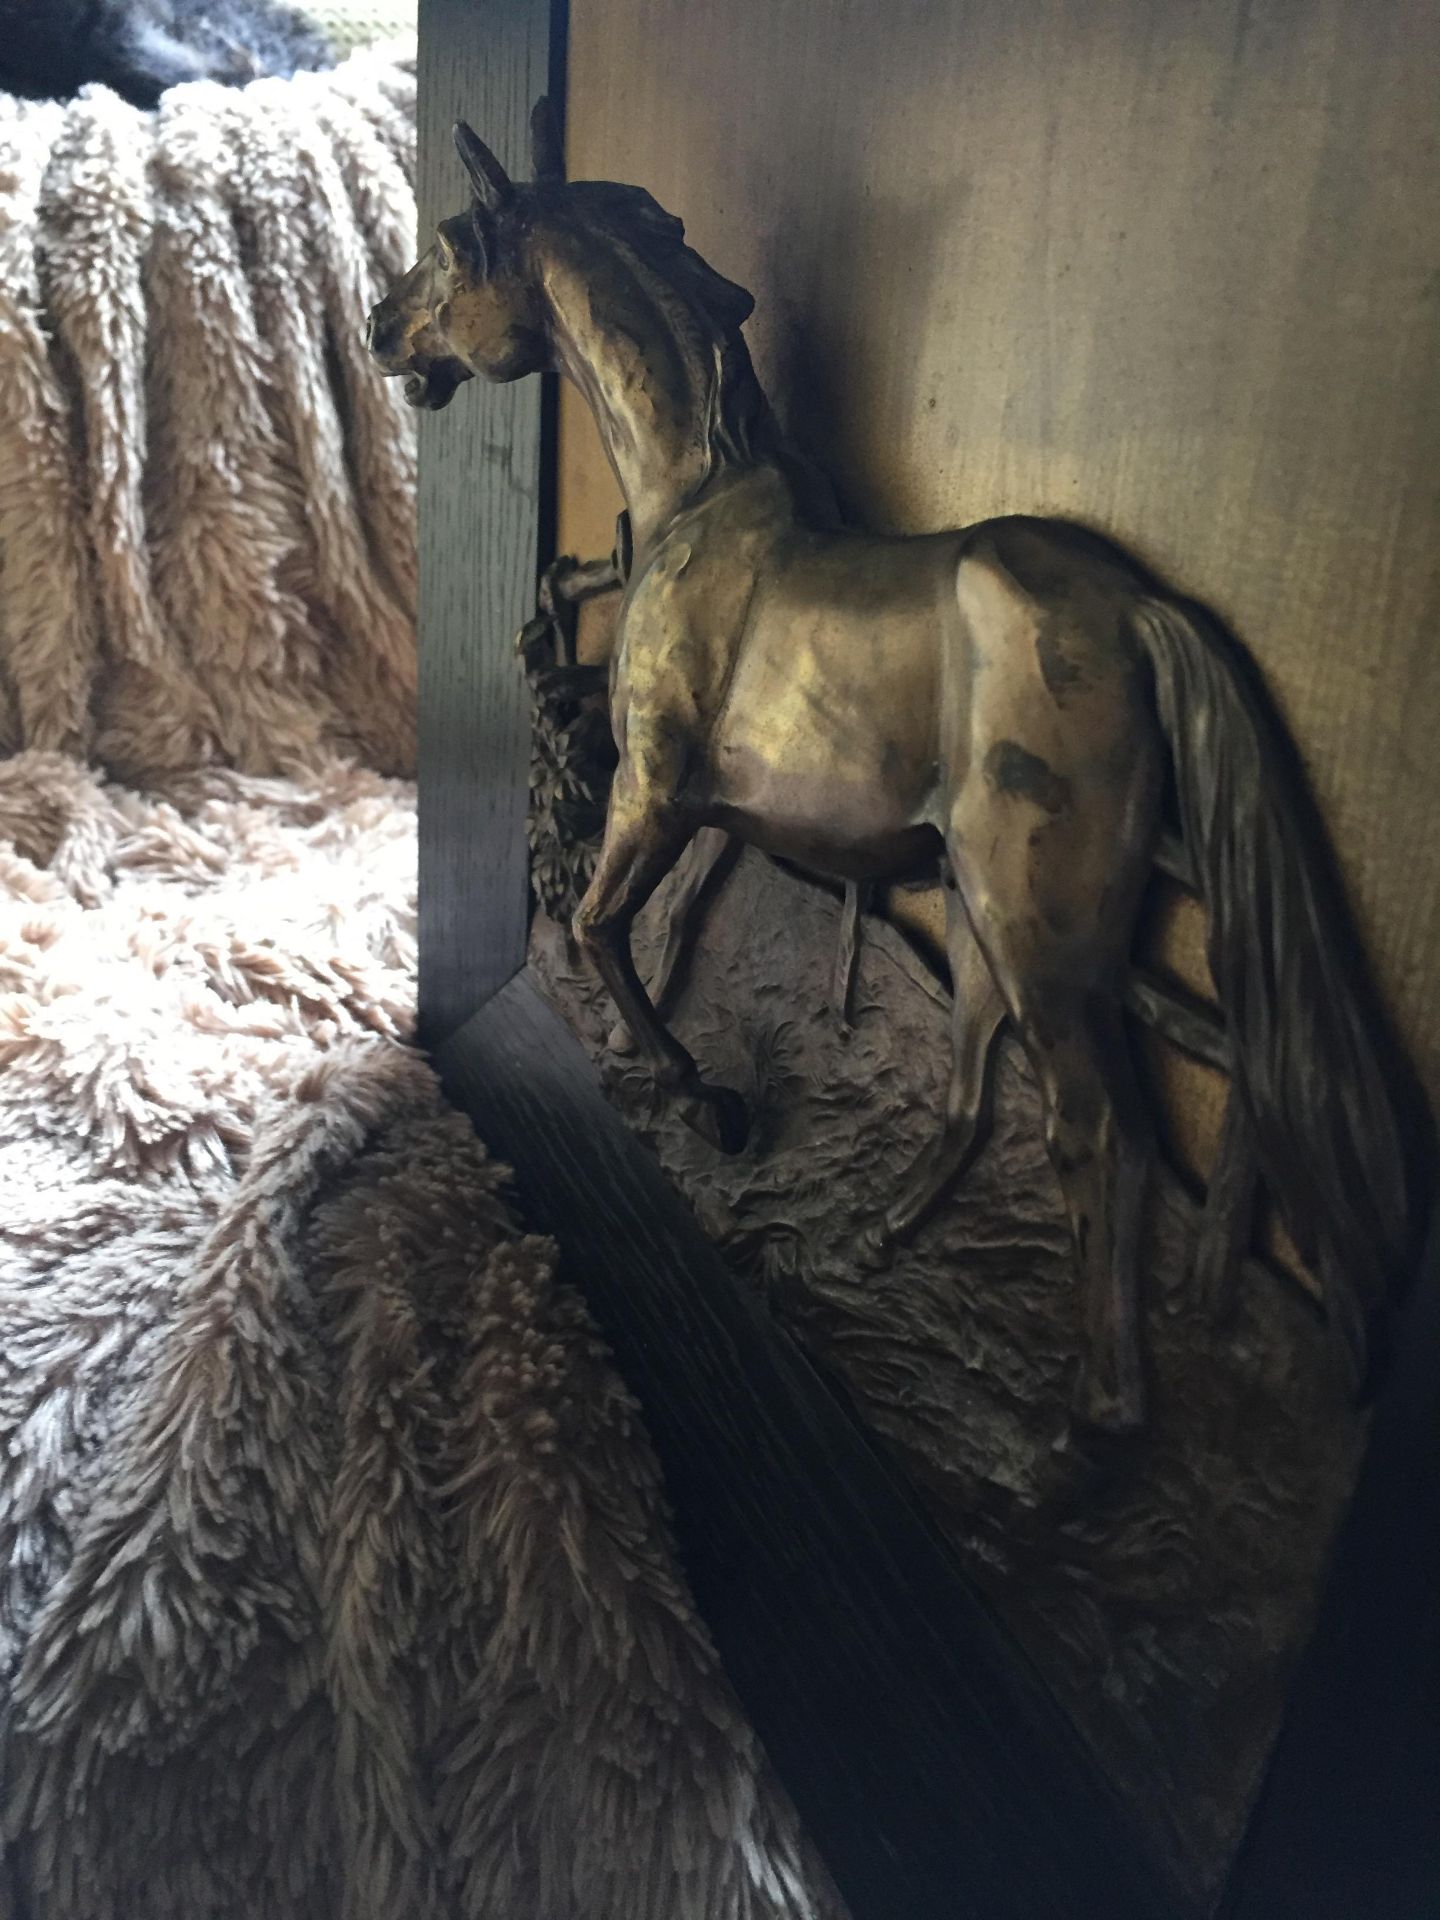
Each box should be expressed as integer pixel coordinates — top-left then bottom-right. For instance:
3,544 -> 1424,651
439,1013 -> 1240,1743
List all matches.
615,480 -> 1156,882
948,516 -> 1156,791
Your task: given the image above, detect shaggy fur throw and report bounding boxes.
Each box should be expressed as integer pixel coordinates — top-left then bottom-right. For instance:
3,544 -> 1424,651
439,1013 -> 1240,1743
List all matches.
0,753 -> 839,1919
0,51 -> 840,1920
0,46 -> 419,781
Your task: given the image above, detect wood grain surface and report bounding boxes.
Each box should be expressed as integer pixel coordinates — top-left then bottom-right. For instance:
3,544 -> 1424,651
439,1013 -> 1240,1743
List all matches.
436,971 -> 1191,1920
416,0 -> 551,1041
557,0 -> 1440,1117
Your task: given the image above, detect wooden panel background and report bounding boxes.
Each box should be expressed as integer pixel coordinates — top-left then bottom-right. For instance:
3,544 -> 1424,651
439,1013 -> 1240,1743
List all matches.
416,0 -> 551,1042
557,0 -> 1440,1120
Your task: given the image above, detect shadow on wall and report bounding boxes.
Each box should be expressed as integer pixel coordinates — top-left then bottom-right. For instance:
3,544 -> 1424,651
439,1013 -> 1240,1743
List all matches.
759,171 -> 974,531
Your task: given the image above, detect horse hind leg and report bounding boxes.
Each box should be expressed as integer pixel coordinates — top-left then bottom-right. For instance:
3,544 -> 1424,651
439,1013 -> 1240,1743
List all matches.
867,878 -> 1007,1257
1025,997 -> 1152,1432
947,833 -> 1155,1433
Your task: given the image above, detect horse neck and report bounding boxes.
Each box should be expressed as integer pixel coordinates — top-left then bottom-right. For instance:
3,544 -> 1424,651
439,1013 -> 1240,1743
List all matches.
540,242 -> 760,554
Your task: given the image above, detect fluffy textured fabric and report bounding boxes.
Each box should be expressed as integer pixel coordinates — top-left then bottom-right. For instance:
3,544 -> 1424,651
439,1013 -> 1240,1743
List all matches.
0,753 -> 840,1919
0,45 -> 419,780
0,52 -> 840,1920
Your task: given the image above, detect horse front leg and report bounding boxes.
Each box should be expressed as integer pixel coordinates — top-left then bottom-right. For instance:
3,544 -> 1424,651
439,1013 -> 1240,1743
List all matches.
608,825 -> 740,1054
858,880 -> 1006,1266
832,881 -> 870,1035
574,789 -> 750,1154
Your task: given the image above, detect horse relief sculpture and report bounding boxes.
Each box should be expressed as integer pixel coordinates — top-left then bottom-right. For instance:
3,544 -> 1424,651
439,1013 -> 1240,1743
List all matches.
367,100 -> 1419,1433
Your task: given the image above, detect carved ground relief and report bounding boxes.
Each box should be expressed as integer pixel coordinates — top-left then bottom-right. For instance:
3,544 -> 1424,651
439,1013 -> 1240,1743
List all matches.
531,856 -> 1365,1899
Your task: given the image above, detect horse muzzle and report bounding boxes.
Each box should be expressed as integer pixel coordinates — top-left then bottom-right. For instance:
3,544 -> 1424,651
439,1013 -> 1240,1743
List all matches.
400,359 -> 472,410
365,329 -> 472,414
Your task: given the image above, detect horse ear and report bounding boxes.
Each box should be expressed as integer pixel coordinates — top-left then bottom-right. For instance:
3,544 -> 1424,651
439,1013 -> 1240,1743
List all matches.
454,121 -> 513,212
530,96 -> 565,183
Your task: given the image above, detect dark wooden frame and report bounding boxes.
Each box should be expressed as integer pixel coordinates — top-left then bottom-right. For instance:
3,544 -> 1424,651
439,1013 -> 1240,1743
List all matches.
415,5 -> 1440,1914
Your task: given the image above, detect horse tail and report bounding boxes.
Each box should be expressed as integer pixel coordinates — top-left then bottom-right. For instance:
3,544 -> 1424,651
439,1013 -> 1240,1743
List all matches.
1131,594 -> 1425,1383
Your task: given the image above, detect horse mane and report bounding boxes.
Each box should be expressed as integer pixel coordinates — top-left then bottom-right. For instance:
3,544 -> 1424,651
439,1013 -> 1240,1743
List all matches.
542,180 -> 774,471
560,181 -> 757,337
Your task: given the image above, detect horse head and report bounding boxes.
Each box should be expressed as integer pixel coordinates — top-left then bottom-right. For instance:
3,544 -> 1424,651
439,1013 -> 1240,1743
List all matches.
365,98 -> 564,408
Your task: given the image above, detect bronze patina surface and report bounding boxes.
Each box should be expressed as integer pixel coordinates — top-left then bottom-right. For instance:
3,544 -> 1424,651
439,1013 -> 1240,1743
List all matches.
367,102 -> 1420,1432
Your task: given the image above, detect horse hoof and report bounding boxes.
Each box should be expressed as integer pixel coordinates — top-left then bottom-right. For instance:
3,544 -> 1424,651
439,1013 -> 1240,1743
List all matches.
1193,1243 -> 1240,1327
1071,1363 -> 1146,1436
855,1220 -> 895,1271
678,1085 -> 749,1155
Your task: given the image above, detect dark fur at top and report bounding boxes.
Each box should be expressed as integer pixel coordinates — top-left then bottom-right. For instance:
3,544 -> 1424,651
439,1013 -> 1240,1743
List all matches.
0,0 -> 335,109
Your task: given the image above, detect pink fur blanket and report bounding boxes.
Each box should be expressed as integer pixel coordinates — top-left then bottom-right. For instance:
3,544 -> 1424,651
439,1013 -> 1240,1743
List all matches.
0,47 -> 838,1920
0,48 -> 417,780
0,751 -> 836,1920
